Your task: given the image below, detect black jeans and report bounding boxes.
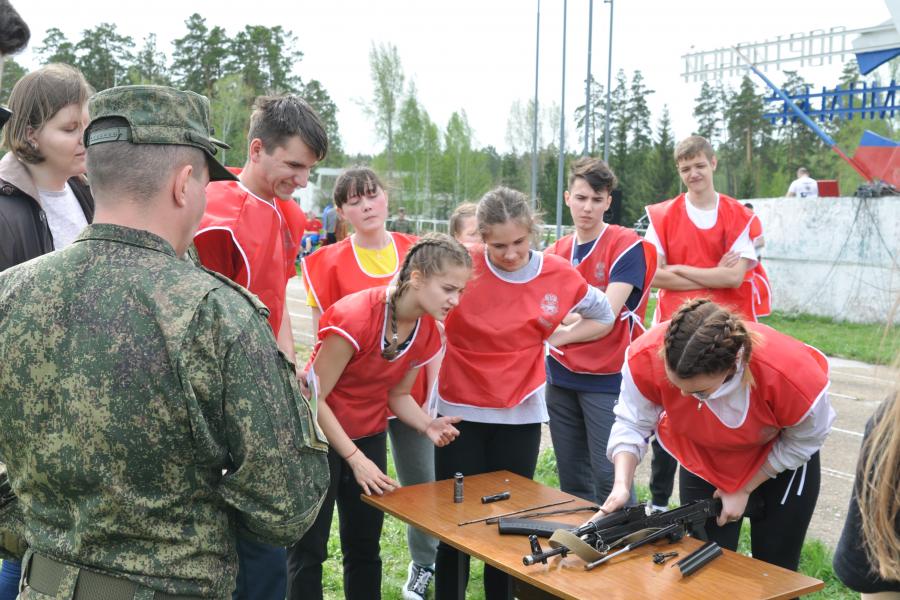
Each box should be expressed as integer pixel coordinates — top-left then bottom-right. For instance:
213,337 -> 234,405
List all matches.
679,451 -> 821,571
649,437 -> 678,507
433,420 -> 542,600
287,432 -> 387,600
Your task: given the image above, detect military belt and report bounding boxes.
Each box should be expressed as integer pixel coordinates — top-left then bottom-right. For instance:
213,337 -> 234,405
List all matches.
24,552 -> 201,600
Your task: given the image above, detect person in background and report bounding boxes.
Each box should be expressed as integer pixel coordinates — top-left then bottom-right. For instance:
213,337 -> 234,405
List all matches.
193,94 -> 328,600
321,201 -> 337,245
297,167 -> 440,600
0,64 -> 93,272
290,234 -> 467,600
598,299 -> 834,573
390,206 -> 414,234
449,202 -> 479,244
643,135 -> 765,511
302,209 -> 323,256
543,157 -> 657,505
786,167 -> 818,198
434,187 -> 615,599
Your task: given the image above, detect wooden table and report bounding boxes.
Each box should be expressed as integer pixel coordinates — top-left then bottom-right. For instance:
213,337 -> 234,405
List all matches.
363,470 -> 824,600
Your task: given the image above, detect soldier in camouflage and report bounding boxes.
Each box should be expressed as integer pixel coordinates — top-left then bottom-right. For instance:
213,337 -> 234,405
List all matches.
0,85 -> 330,599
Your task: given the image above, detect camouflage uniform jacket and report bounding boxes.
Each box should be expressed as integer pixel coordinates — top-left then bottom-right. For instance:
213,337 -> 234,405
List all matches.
0,224 -> 329,598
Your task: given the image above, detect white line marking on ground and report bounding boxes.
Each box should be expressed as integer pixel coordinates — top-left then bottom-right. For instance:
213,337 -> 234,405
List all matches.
829,370 -> 895,386
289,311 -> 312,320
822,467 -> 855,482
831,427 -> 864,438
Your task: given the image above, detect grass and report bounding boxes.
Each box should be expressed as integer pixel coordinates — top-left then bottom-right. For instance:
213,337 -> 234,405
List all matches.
644,296 -> 896,365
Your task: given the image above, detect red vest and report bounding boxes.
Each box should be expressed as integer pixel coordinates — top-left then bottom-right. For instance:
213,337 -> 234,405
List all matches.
310,287 -> 443,439
628,322 -> 829,493
544,226 -> 658,374
301,232 -> 417,312
746,215 -> 772,318
301,232 -> 430,405
195,170 -> 305,333
647,194 -> 756,322
440,248 -> 589,409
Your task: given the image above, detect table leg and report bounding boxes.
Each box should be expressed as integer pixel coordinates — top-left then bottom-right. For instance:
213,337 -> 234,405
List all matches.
457,551 -> 466,600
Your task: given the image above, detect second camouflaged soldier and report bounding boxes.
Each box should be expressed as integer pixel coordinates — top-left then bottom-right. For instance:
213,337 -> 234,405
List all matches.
0,85 -> 329,599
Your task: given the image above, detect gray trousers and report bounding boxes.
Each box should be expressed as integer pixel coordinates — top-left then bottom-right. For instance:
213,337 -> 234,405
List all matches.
546,384 -> 634,505
388,418 -> 439,567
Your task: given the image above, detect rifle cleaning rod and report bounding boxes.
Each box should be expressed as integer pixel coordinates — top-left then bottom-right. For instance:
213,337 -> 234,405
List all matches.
457,499 -> 574,526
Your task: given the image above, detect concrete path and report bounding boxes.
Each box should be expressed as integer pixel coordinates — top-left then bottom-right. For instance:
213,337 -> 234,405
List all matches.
286,278 -> 896,549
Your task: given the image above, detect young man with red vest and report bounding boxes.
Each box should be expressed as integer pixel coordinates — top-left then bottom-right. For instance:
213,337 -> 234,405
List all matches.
193,94 -> 329,600
643,135 -> 767,511
543,158 -> 657,505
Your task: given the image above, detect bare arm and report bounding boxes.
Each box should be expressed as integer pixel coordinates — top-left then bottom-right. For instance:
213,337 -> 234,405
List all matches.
387,369 -> 460,447
310,306 -> 322,338
649,254 -> 705,291
275,299 -> 297,364
312,335 -> 398,495
668,257 -> 752,289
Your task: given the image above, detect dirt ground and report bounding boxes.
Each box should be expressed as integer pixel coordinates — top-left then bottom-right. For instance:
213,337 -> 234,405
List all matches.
287,278 -> 897,550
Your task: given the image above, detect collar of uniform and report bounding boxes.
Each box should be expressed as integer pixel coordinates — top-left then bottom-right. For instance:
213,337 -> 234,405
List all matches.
74,223 -> 177,257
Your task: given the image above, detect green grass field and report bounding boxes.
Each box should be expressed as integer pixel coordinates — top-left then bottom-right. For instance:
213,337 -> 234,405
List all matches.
644,296 -> 896,365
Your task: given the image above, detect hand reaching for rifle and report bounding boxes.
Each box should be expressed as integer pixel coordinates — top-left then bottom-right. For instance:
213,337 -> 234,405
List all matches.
346,450 -> 399,496
425,416 -> 462,447
713,487 -> 749,527
582,482 -> 630,526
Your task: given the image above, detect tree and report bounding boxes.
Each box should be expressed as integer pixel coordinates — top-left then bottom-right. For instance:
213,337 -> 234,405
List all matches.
209,74 -> 255,167
0,58 -> 25,104
227,25 -> 301,95
301,79 -> 344,166
608,70 -> 630,175
395,84 -> 426,211
74,23 -> 134,90
444,110 -> 473,200
35,28 -> 76,65
128,34 -> 170,85
722,75 -> 771,197
648,106 -> 679,205
366,42 -> 405,175
693,81 -> 723,142
573,76 -> 606,154
628,70 -> 655,151
171,14 -> 229,97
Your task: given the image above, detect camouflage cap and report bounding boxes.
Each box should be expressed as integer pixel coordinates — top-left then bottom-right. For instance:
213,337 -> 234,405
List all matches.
85,85 -> 237,182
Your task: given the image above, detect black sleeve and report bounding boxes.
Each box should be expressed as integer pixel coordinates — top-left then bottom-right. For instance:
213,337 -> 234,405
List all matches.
833,404 -> 900,593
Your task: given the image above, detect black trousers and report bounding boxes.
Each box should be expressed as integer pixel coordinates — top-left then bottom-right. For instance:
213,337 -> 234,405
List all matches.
287,432 -> 387,600
649,437 -> 678,507
433,420 -> 542,600
679,451 -> 821,572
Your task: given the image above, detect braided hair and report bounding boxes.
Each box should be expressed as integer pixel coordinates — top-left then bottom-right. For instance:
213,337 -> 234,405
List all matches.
663,299 -> 755,384
382,233 -> 472,360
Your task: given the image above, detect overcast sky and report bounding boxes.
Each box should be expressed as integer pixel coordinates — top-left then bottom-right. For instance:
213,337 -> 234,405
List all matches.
15,0 -> 894,155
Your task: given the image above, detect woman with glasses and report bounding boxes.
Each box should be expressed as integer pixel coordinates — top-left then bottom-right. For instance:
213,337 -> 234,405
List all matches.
592,298 -> 834,573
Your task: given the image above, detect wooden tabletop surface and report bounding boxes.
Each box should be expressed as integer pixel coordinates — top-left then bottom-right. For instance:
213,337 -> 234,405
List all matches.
363,470 -> 824,600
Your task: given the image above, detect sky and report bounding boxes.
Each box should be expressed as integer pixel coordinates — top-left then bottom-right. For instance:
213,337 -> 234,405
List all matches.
14,0 -> 896,156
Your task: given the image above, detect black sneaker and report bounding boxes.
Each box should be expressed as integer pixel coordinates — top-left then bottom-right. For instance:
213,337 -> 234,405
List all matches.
403,561 -> 434,600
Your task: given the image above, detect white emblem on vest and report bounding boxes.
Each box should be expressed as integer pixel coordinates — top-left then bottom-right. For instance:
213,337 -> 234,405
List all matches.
540,293 -> 559,316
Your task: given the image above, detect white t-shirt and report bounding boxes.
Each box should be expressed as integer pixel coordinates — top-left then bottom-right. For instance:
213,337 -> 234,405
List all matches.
643,194 -> 757,264
39,183 -> 88,249
788,176 -> 818,198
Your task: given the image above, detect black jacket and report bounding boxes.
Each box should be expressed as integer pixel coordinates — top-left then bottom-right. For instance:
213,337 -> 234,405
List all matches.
0,152 -> 94,271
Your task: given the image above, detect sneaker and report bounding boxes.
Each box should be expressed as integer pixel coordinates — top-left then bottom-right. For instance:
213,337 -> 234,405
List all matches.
403,561 -> 435,600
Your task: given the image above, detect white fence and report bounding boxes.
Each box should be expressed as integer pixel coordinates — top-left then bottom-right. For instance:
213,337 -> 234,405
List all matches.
751,196 -> 899,323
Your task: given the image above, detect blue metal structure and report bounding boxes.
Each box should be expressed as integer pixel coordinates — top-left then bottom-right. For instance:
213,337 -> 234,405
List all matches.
763,80 -> 900,123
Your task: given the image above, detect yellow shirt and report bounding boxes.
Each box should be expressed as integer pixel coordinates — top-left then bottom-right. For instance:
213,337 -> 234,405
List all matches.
306,239 -> 397,308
